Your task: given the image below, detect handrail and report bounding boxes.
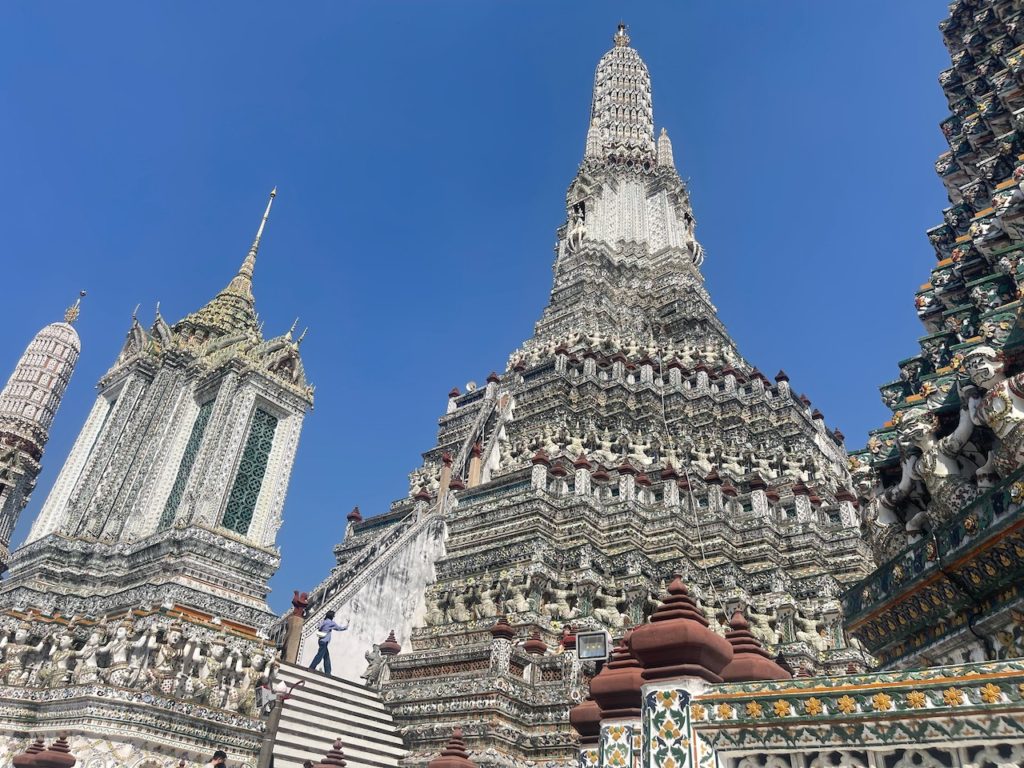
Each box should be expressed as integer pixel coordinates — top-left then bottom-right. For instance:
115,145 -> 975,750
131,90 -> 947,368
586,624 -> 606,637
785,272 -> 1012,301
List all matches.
297,497 -> 449,644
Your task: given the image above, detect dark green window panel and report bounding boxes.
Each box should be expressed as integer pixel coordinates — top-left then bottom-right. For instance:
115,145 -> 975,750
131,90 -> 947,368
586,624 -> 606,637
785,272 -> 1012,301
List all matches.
158,400 -> 214,530
221,407 -> 278,536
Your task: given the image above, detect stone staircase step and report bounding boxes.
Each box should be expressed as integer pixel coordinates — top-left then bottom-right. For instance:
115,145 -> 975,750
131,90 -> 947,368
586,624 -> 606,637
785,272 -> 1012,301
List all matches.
273,741 -> 401,768
270,662 -> 405,768
279,699 -> 403,745
275,725 -> 406,761
277,664 -> 389,711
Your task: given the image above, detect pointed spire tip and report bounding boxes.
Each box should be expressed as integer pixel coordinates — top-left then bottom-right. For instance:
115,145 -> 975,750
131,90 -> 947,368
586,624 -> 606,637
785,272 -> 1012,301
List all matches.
64,290 -> 86,324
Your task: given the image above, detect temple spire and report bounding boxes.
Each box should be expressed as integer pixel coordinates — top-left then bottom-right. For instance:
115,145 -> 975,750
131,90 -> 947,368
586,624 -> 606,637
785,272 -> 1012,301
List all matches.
585,23 -> 654,161
64,290 -> 87,325
225,187 -> 277,299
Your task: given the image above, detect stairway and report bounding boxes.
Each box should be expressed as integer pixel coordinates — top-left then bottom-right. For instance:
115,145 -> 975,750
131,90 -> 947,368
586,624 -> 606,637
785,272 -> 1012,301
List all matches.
271,662 -> 407,768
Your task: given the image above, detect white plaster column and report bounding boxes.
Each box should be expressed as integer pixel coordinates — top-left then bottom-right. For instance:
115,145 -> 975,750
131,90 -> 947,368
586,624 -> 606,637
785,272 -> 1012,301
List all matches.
668,366 -> 682,388
836,489 -> 860,528
792,483 -> 814,523
531,452 -> 550,492
775,371 -> 791,398
555,348 -> 569,374
618,469 -> 636,501
640,360 -> 654,385
575,464 -> 592,496
612,356 -> 626,381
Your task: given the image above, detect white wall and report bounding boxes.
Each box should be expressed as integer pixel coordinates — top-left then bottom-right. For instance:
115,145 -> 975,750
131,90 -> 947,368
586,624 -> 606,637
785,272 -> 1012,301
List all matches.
299,516 -> 447,680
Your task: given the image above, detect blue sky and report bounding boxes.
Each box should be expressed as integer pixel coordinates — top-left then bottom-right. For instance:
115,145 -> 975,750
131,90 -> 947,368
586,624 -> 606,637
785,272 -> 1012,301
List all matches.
0,3 -> 951,612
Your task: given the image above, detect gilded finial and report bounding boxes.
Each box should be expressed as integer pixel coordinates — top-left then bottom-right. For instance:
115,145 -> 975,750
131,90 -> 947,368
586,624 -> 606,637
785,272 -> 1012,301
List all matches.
614,21 -> 630,47
226,187 -> 277,299
64,290 -> 86,324
255,187 -> 277,245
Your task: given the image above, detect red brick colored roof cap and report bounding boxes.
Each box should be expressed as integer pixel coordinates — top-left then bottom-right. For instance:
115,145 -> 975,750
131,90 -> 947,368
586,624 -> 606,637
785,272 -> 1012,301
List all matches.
12,737 -> 46,768
524,630 -> 547,655
791,480 -> 810,496
33,737 -> 76,768
704,468 -> 722,485
531,449 -> 551,466
573,453 -> 592,469
660,462 -> 679,481
774,370 -> 789,383
549,462 -> 568,478
629,578 -> 734,684
617,459 -> 638,475
833,427 -> 845,442
486,371 -> 500,384
676,474 -> 691,491
747,474 -> 767,491
490,616 -> 516,641
380,630 -> 401,656
441,452 -> 453,467
591,465 -> 610,482
560,625 -> 577,651
635,472 -> 652,487
428,728 -> 476,768
512,360 -> 526,372
721,479 -> 738,497
799,394 -> 812,407
449,475 -> 466,490
414,487 -> 432,501
720,610 -> 791,683
811,408 -> 824,420
291,590 -> 309,616
765,486 -> 781,503
346,506 -> 363,522
568,694 -> 603,743
589,630 -> 644,718
313,739 -> 348,768
835,487 -> 857,504
449,387 -> 461,398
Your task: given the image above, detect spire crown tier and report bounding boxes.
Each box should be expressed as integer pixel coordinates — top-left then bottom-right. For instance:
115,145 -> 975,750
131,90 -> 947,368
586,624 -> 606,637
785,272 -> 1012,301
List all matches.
585,23 -> 654,161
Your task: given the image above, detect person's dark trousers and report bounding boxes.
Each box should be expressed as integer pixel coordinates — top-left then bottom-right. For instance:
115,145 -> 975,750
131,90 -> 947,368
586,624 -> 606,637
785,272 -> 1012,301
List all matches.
309,643 -> 332,675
